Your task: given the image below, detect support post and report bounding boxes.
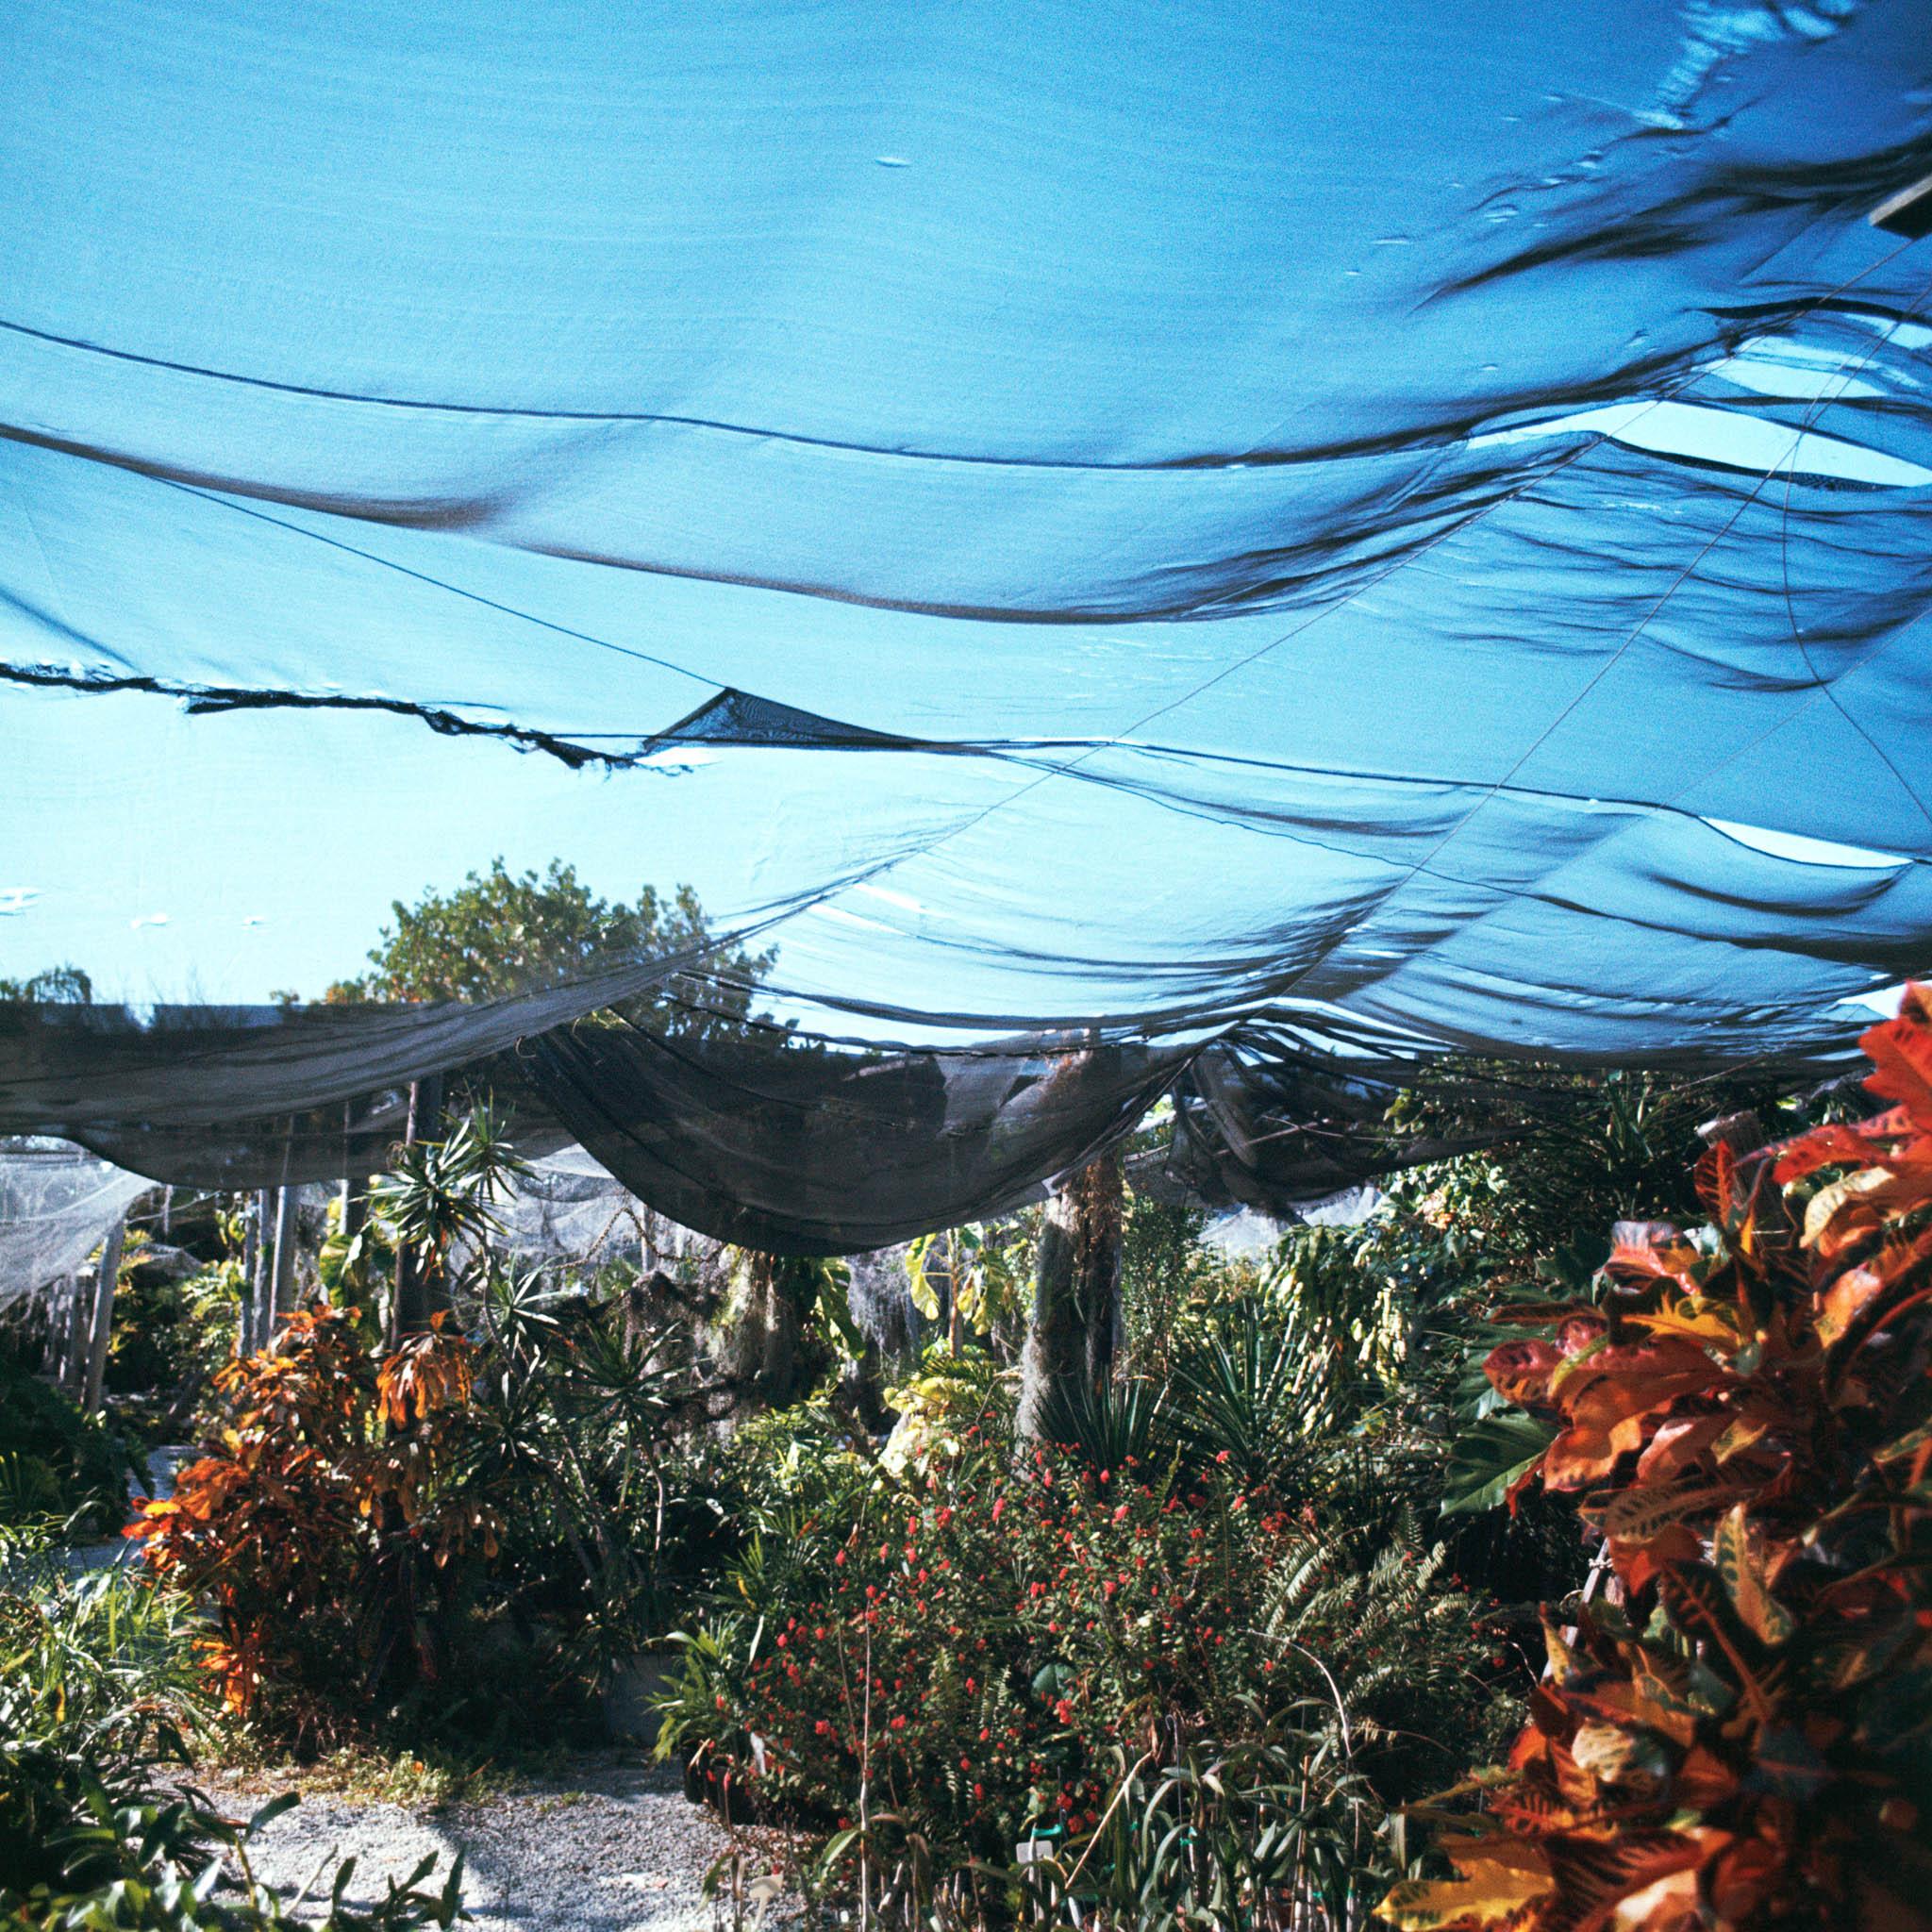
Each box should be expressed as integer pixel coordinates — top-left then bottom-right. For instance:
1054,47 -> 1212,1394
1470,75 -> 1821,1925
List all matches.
80,1214 -> 125,1416
238,1196 -> 259,1356
67,1275 -> 92,1394
42,1275 -> 70,1381
54,1276 -> 84,1389
340,1177 -> 367,1246
339,1099 -> 368,1251
391,1074 -> 445,1338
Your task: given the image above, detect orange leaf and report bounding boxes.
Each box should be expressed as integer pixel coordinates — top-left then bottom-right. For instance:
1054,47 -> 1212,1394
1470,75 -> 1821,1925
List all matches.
1380,1835 -> 1557,1931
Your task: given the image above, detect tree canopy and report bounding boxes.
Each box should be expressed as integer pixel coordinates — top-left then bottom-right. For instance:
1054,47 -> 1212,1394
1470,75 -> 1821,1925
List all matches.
323,858 -> 776,1044
0,965 -> 92,1004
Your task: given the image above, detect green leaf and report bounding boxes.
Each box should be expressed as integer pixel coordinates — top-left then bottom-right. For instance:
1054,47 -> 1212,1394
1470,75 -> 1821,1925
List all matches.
1441,1410 -> 1554,1515
247,1791 -> 301,1835
816,1279 -> 864,1357
817,1827 -> 864,1875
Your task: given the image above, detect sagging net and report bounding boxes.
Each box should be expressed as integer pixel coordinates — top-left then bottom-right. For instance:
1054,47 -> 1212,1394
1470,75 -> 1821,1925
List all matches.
3,1 -> 1930,1254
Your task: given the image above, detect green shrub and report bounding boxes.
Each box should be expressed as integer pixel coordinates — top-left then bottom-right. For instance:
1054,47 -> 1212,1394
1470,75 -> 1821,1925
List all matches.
0,1527 -> 465,1930
0,1355 -> 133,1534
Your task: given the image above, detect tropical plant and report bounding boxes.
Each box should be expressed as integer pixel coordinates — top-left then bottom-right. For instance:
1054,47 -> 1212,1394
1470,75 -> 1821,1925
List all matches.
0,1524 -> 465,1930
0,1352 -> 135,1532
907,1222 -> 1032,1350
1386,988 -> 1932,1932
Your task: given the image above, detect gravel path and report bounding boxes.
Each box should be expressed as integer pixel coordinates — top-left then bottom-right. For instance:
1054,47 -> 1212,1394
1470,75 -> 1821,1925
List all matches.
209,1755 -> 799,1932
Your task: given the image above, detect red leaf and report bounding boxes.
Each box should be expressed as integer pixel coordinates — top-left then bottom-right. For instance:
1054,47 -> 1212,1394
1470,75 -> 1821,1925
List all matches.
1487,1340 -> 1562,1407
1862,983 -> 1932,1132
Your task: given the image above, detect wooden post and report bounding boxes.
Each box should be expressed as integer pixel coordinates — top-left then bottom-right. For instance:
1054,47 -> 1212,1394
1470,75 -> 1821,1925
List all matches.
341,1177 -> 366,1245
62,1274 -> 91,1394
80,1214 -> 125,1416
42,1274 -> 70,1380
238,1196 -> 258,1356
339,1099 -> 367,1250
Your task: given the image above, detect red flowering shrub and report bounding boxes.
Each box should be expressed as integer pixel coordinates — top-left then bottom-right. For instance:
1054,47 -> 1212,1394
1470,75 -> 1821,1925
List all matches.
1386,988 -> 1932,1932
659,1429 -> 1510,1876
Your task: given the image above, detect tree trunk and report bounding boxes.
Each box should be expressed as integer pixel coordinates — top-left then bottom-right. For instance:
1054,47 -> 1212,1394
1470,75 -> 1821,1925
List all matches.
391,1074 -> 445,1338
269,1186 -> 300,1323
757,1254 -> 805,1404
80,1214 -> 125,1416
1015,1150 -> 1124,1441
249,1189 -> 274,1352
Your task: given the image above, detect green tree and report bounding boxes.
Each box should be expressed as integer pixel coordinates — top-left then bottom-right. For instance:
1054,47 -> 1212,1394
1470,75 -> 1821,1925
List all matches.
0,964 -> 92,1003
324,858 -> 774,1044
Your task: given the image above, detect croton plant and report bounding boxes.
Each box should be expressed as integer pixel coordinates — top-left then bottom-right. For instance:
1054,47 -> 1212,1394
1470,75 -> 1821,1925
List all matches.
1386,987 -> 1932,1932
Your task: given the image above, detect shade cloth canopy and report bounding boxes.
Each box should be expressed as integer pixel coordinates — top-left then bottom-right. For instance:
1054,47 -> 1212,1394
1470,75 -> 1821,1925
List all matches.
4,0 -> 1931,1244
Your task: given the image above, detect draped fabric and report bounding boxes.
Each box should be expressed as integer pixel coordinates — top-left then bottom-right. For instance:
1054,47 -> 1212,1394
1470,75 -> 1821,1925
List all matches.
523,1021 -> 1186,1256
0,1141 -> 149,1310
4,1 -> 1932,1248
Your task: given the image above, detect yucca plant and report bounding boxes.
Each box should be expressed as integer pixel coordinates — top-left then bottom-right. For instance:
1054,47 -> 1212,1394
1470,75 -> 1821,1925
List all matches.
1037,1376 -> 1167,1474
1170,1300 -> 1309,1487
